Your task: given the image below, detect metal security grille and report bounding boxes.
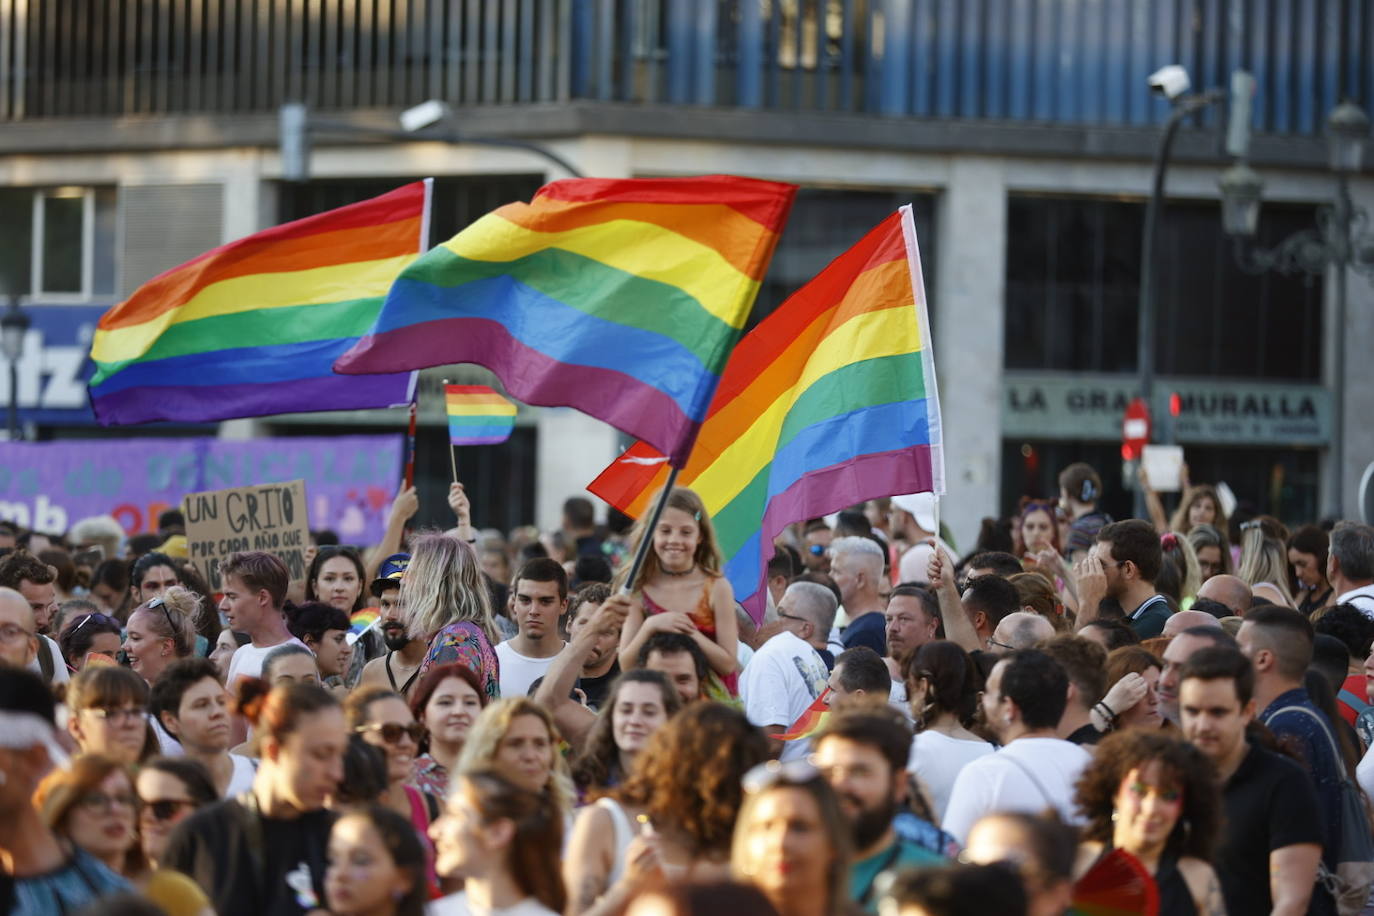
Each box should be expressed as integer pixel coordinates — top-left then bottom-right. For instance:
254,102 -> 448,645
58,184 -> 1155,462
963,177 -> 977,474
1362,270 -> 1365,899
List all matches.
119,183 -> 224,297
0,0 -> 1369,135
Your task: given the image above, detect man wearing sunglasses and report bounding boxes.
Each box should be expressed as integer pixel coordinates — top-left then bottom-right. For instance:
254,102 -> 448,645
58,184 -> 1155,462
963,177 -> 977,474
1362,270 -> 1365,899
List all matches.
741,582 -> 834,762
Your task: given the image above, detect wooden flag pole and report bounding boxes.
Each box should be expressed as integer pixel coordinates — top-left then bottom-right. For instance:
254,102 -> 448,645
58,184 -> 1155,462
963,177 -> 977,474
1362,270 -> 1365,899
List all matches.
442,378 -> 459,484
618,466 -> 681,594
403,400 -> 418,488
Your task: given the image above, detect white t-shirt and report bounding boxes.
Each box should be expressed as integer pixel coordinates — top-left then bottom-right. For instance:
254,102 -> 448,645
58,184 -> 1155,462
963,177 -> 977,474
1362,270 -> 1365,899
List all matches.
1337,584 -> 1374,618
941,736 -> 1091,844
150,715 -> 184,756
225,753 -> 257,797
428,892 -> 559,916
26,635 -> 70,684
908,730 -> 996,820
740,630 -> 829,762
494,640 -> 565,699
226,636 -> 310,688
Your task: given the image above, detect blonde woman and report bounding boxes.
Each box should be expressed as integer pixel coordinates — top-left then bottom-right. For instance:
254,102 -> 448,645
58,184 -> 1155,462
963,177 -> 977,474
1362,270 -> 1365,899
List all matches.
615,488 -> 739,696
401,532 -> 501,701
457,697 -> 576,827
1238,520 -> 1296,608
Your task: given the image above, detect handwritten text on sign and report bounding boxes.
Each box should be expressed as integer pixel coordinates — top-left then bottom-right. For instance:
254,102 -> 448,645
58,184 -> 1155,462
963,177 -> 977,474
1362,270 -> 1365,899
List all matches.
184,479 -> 310,591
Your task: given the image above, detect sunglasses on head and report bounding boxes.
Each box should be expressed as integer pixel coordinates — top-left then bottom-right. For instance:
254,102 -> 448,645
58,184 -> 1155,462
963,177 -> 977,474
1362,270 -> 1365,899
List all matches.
741,758 -> 824,795
67,612 -> 119,639
356,721 -> 427,745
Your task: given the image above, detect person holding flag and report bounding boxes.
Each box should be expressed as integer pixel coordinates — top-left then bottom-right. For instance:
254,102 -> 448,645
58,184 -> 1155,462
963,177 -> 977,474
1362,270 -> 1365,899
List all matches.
612,488 -> 740,699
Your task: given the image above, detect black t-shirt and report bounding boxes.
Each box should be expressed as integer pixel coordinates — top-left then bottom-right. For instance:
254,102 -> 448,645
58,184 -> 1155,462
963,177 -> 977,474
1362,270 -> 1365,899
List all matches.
577,660 -> 621,712
1216,743 -> 1333,916
163,797 -> 336,916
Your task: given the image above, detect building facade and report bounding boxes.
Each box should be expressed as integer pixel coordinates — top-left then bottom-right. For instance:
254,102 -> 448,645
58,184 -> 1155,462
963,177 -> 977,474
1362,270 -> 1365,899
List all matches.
1,0 -> 1370,544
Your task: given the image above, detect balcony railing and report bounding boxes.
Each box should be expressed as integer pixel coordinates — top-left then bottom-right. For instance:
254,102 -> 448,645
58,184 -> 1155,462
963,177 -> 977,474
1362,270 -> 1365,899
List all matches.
1,0 -> 1369,136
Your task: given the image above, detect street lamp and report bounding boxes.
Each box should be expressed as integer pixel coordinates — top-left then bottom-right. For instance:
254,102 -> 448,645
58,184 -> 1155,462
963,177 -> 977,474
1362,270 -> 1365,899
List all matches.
1134,65 -> 1226,517
1219,99 -> 1374,519
1,295 -> 30,441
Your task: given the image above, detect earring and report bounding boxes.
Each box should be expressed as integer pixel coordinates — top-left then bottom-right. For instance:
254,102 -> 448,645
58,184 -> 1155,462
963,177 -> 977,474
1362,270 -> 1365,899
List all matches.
1111,811 -> 1119,822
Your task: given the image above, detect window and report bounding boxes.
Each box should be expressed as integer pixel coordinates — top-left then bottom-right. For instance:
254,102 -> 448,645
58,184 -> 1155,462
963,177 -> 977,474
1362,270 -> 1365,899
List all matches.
0,186 -> 117,300
1005,195 -> 1322,381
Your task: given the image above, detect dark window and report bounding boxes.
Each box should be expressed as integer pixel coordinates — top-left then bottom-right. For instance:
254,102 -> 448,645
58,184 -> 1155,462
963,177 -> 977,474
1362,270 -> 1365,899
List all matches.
1005,195 -> 1322,381
751,187 -> 936,328
1001,440 -> 1319,531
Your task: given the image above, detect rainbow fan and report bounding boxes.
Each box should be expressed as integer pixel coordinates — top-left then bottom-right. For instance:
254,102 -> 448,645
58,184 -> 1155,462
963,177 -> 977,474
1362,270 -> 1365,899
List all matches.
1070,847 -> 1159,916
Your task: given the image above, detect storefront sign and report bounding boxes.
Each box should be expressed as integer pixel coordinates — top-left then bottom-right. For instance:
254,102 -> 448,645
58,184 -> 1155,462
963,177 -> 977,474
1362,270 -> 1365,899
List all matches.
1002,374 -> 1330,446
0,436 -> 402,539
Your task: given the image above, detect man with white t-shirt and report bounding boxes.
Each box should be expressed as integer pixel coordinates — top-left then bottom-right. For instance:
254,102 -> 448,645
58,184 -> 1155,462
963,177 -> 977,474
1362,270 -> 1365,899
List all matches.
741,581 -> 834,761
1329,523 -> 1374,617
495,558 -> 569,698
941,648 -> 1091,844
220,552 -> 309,689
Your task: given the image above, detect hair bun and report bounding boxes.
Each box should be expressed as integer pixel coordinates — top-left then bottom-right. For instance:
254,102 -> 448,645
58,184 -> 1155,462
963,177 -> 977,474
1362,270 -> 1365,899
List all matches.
235,677 -> 271,724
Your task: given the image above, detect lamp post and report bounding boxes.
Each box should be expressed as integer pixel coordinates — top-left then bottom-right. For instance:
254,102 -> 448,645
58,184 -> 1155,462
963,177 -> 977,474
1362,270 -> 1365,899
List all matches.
1218,100 -> 1374,519
1134,68 -> 1226,518
1,295 -> 30,441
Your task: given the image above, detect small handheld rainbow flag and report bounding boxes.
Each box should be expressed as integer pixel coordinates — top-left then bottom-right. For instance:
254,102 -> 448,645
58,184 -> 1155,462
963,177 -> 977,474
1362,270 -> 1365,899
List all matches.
446,385 -> 516,446
779,689 -> 831,741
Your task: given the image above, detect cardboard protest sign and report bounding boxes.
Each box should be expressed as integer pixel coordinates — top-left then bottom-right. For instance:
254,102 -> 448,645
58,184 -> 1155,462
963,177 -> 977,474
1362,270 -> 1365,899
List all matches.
184,479 -> 310,591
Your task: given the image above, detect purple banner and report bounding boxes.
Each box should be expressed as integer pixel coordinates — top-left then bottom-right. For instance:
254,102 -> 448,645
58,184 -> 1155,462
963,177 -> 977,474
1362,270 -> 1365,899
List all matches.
0,436 -> 403,544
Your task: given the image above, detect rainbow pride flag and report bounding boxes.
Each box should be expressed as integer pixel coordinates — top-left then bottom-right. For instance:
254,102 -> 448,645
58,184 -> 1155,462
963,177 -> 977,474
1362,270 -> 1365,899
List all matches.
446,385 -> 516,446
334,176 -> 795,466
88,182 -> 428,425
589,208 -> 944,619
779,689 -> 832,741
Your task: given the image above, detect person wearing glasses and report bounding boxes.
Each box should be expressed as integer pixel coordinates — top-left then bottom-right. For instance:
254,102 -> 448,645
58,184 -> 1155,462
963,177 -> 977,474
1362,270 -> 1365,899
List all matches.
344,686 -> 441,892
731,757 -> 852,916
0,552 -> 66,685
0,587 -> 40,672
740,582 -> 835,761
135,757 -> 218,867
66,665 -> 157,766
57,610 -> 123,671
33,753 -> 143,878
162,679 -> 347,914
1,669 -> 134,915
151,658 -> 258,797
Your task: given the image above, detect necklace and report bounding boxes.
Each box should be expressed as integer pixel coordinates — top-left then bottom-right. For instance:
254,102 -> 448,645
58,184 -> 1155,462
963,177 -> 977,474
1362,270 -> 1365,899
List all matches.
661,563 -> 697,577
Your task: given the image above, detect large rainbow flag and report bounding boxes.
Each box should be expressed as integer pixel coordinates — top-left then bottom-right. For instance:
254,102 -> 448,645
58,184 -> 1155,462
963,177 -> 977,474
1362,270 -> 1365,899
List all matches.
334,176 -> 796,466
88,182 -> 427,424
589,207 -> 943,619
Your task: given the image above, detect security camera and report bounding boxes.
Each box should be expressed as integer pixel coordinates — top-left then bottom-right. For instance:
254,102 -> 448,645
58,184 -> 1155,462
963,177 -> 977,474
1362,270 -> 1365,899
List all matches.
1148,65 -> 1191,101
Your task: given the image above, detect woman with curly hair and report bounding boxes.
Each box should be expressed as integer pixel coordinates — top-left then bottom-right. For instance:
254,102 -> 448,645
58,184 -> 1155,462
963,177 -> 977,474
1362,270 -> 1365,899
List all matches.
457,697 -> 576,825
615,702 -> 770,881
1073,730 -> 1224,916
564,671 -> 681,915
402,533 -> 501,701
615,487 -> 740,697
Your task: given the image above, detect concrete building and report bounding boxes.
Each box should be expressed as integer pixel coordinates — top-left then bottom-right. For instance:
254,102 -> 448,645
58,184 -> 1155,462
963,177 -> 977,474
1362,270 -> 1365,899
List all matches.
0,1 -> 1370,546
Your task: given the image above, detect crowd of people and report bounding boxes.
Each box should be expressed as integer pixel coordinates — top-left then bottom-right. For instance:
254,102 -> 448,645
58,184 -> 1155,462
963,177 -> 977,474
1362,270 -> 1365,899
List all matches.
3,460 -> 1374,916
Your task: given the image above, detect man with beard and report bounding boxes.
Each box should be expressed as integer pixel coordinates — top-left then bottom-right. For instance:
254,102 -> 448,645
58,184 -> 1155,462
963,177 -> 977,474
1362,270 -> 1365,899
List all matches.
813,711 -> 944,913
357,554 -> 426,697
